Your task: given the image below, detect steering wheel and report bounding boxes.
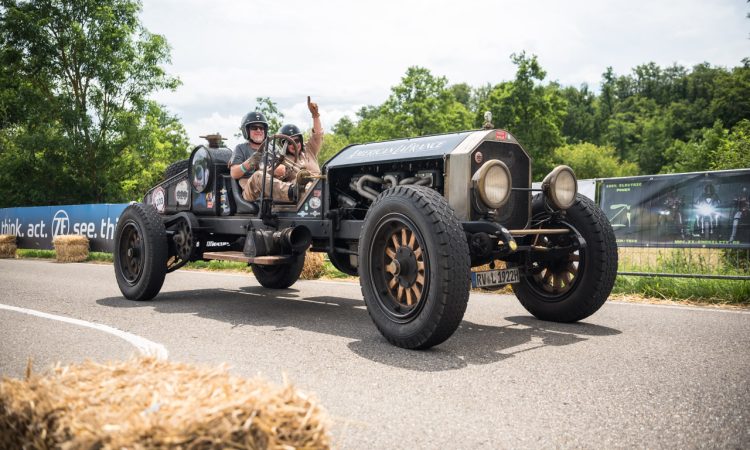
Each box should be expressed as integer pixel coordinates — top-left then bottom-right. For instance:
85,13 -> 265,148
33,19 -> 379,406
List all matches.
270,133 -> 299,157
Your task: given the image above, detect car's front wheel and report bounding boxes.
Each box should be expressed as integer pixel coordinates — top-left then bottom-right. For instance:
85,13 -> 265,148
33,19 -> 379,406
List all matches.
358,185 -> 471,349
511,194 -> 617,322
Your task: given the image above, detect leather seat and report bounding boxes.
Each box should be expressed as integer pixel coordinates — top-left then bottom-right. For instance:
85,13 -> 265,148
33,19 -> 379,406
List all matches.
225,175 -> 259,215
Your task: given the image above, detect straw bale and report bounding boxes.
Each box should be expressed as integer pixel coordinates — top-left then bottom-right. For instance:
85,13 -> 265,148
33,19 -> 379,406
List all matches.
0,243 -> 16,258
301,252 -> 325,280
53,235 -> 89,262
0,357 -> 331,449
0,234 -> 16,244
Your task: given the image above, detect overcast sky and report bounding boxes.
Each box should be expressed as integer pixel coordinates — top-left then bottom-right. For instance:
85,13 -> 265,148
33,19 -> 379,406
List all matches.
140,0 -> 749,149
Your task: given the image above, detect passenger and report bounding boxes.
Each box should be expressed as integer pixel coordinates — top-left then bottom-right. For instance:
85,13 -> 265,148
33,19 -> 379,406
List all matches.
242,96 -> 323,203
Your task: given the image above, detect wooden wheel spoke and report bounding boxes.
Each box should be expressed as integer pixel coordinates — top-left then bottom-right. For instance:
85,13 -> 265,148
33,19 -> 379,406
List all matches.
391,234 -> 400,249
401,228 -> 408,246
408,231 -> 416,249
543,269 -> 553,285
388,277 -> 398,289
386,262 -> 397,275
417,261 -> 425,272
397,286 -> 404,303
405,288 -> 413,306
385,247 -> 396,259
414,248 -> 422,258
567,263 -> 578,277
410,285 -> 421,301
416,273 -> 424,286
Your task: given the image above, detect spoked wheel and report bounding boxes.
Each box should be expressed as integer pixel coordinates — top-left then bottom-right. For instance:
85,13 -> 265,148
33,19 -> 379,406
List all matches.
114,203 -> 168,301
359,185 -> 470,349
166,214 -> 198,273
511,194 -> 617,322
528,235 -> 582,298
370,216 -> 429,321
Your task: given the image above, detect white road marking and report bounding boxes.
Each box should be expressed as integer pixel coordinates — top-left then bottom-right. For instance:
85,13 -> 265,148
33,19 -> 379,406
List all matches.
0,303 -> 168,359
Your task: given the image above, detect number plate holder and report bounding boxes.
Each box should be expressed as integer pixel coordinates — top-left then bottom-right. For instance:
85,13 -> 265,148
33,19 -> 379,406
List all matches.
471,267 -> 520,289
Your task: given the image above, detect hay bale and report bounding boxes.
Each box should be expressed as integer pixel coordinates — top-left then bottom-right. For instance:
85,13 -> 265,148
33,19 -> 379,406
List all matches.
301,252 -> 325,280
0,235 -> 16,258
0,357 -> 331,449
53,235 -> 89,262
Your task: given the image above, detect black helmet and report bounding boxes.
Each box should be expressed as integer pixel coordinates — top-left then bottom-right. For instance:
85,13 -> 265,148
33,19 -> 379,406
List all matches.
278,123 -> 304,152
240,111 -> 268,140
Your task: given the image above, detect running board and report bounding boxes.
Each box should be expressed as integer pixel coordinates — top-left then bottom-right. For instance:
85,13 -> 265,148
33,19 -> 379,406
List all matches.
202,251 -> 293,265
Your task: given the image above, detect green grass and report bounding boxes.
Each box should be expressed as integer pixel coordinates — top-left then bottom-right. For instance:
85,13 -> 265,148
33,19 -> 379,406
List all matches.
613,276 -> 750,305
17,249 -> 113,262
184,259 -> 252,272
321,260 -> 354,279
615,248 -> 750,305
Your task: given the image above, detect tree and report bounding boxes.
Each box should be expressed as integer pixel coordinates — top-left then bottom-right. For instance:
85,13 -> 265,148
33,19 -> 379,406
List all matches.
253,96 -> 284,135
0,0 -> 185,206
479,52 -> 567,176
354,66 -> 472,141
553,143 -> 638,179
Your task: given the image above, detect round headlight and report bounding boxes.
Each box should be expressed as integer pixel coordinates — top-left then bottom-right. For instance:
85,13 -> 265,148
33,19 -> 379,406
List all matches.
542,165 -> 577,210
472,160 -> 512,209
190,146 -> 211,193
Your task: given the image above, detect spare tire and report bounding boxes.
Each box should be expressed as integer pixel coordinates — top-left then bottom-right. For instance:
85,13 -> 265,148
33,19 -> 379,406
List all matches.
164,159 -> 189,180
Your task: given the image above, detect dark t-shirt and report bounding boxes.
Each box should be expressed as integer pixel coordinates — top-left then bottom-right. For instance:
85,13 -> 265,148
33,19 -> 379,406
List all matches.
231,142 -> 263,178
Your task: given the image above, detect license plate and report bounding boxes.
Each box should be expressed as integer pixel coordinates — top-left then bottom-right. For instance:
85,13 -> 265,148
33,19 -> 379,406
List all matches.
471,267 -> 520,288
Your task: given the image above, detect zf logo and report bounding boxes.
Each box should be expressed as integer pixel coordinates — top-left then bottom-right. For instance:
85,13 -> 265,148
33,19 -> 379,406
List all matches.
52,210 -> 70,236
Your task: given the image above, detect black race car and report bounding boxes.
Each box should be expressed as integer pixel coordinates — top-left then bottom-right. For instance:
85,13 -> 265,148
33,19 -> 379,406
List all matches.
114,129 -> 617,349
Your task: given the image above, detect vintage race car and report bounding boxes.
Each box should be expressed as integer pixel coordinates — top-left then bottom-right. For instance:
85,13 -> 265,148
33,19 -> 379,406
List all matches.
114,129 -> 617,349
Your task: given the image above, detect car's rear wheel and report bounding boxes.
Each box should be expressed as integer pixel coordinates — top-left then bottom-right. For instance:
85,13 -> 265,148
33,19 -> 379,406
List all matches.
114,203 -> 168,301
359,185 -> 470,349
511,194 -> 617,322
251,253 -> 305,289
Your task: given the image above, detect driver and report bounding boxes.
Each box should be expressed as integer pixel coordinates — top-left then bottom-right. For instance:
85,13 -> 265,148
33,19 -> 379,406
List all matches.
235,97 -> 323,203
230,111 -> 272,201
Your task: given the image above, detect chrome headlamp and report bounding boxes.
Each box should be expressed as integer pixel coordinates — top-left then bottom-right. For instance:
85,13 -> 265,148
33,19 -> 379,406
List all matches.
472,160 -> 512,209
542,165 -> 577,210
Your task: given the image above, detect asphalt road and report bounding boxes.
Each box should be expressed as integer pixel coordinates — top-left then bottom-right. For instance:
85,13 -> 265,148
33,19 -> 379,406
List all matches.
1,259 -> 748,449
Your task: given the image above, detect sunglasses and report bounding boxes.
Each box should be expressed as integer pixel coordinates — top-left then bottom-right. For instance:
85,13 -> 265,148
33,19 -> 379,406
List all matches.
249,125 -> 265,131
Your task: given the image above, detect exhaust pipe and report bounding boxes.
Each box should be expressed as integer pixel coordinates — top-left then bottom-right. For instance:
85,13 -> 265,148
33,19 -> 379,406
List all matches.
244,226 -> 312,257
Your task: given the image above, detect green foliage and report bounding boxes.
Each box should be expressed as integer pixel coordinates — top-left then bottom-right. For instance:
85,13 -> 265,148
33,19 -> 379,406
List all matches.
351,66 -> 472,141
662,119 -> 750,173
317,132 -> 351,165
552,143 -> 638,179
253,96 -> 284,134
0,0 -> 186,206
478,52 -> 567,176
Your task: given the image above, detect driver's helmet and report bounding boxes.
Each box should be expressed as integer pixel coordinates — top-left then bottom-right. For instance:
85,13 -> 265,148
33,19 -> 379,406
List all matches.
278,124 -> 304,152
240,111 -> 269,140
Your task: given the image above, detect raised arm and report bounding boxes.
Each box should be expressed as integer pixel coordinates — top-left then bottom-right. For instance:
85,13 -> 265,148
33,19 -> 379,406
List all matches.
307,96 -> 323,159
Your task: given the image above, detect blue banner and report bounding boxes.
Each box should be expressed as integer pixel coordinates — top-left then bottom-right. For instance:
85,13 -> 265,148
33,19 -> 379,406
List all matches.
0,204 -> 128,252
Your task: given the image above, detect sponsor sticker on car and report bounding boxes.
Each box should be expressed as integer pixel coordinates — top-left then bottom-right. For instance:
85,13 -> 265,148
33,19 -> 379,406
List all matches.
471,267 -> 520,289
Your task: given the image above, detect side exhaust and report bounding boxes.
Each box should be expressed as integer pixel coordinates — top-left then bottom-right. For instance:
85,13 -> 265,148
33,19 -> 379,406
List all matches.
243,226 -> 312,257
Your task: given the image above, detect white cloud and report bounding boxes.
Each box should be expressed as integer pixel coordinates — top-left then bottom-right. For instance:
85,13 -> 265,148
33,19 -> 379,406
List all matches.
141,0 -> 750,145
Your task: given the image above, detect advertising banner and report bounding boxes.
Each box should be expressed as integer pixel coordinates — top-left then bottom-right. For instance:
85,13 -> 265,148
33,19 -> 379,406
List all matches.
0,204 -> 128,252
598,169 -> 750,248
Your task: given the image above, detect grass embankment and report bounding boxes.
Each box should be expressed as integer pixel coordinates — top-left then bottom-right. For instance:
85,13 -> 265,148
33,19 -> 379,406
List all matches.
14,248 -> 749,306
613,248 -> 750,306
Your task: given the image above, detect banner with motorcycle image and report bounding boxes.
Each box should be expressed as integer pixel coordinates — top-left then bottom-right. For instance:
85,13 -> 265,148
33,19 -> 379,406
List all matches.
598,169 -> 750,248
